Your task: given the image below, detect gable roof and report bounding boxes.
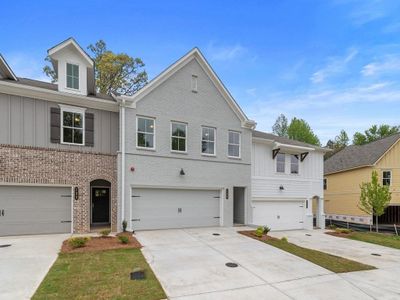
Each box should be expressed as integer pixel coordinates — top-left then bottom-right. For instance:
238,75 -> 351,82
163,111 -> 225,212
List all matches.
252,130 -> 328,152
48,37 -> 94,67
0,54 -> 17,81
324,133 -> 400,175
119,47 -> 256,129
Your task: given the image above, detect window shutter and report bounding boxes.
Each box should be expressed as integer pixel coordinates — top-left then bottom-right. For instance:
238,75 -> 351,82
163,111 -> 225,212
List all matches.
85,113 -> 94,147
50,107 -> 61,143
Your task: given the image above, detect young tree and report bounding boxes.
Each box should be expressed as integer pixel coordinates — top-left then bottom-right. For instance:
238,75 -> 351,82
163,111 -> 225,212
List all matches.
287,117 -> 321,146
272,114 -> 288,137
43,40 -> 148,96
358,170 -> 391,232
353,124 -> 400,145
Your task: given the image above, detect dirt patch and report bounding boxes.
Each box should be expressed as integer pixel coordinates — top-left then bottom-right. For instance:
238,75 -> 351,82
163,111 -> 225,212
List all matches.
61,232 -> 142,253
238,230 -> 278,242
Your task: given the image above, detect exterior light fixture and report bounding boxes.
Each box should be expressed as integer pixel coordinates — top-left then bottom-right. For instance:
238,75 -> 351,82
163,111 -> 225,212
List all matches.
180,168 -> 185,176
279,185 -> 284,191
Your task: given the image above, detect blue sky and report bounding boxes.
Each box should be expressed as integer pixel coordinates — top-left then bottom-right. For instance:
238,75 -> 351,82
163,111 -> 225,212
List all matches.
2,0 -> 400,144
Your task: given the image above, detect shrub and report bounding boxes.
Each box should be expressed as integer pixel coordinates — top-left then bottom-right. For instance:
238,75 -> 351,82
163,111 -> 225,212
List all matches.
335,228 -> 352,234
122,220 -> 128,232
327,224 -> 337,230
118,235 -> 129,244
68,237 -> 90,249
255,227 -> 264,237
100,229 -> 111,237
281,237 -> 288,243
263,226 -> 271,235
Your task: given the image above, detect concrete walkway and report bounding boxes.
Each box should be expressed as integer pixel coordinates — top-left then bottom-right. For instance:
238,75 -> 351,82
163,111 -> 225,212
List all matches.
136,227 -> 378,299
0,234 -> 68,300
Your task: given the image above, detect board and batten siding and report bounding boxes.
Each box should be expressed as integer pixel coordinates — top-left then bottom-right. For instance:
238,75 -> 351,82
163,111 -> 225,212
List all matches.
0,93 -> 119,154
251,142 -> 324,199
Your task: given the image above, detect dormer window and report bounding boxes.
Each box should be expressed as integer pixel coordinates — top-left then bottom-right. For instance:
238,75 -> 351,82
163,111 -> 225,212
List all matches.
66,63 -> 79,90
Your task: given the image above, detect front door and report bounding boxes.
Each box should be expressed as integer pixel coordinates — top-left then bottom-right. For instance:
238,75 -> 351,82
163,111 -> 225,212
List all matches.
91,187 -> 110,224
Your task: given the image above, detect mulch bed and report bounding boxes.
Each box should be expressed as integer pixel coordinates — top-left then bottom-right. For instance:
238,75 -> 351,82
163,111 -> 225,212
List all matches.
61,232 -> 142,253
238,230 -> 277,241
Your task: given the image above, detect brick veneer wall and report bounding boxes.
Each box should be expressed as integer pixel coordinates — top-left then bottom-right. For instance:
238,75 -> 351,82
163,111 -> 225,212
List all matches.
0,144 -> 118,233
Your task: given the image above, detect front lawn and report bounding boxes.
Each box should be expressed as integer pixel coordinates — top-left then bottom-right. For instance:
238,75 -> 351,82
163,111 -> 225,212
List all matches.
328,230 -> 400,249
32,248 -> 166,300
240,231 -> 375,273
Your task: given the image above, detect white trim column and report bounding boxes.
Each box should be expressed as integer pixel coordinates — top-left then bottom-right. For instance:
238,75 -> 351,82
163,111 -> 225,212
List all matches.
318,197 -> 326,229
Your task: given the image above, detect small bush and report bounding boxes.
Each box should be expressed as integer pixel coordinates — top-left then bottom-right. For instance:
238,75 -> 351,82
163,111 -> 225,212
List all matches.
263,226 -> 271,235
100,229 -> 111,237
327,224 -> 337,230
335,228 -> 352,234
118,235 -> 129,244
68,237 -> 90,249
281,237 -> 288,243
255,227 -> 264,237
122,220 -> 128,232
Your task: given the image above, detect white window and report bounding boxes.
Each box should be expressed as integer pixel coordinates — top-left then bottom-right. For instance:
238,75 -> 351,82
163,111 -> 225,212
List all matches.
276,153 -> 285,173
201,126 -> 215,155
137,117 -> 155,149
171,122 -> 187,152
383,170 -> 391,186
191,75 -> 198,92
291,154 -> 299,174
66,63 -> 79,90
60,105 -> 85,145
228,131 -> 240,158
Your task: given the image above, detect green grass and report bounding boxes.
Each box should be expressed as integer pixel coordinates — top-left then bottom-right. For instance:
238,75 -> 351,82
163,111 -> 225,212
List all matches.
247,234 -> 375,273
32,248 -> 166,300
341,231 -> 400,249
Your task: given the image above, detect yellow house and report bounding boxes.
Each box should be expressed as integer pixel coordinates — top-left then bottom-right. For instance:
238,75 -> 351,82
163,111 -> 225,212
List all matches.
324,133 -> 400,225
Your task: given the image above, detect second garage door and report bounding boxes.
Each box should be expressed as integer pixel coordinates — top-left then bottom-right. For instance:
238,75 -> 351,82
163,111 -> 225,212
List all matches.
0,186 -> 72,236
131,188 -> 221,230
252,200 -> 304,231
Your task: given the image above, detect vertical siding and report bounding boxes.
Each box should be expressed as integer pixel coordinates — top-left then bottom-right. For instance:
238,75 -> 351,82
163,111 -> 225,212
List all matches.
0,92 -> 119,154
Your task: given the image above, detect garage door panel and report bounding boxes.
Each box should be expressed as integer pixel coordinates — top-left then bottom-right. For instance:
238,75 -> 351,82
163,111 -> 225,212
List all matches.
131,188 -> 220,230
253,200 -> 304,231
0,186 -> 72,236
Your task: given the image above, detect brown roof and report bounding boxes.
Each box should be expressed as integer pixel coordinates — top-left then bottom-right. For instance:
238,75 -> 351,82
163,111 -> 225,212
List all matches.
324,133 -> 400,175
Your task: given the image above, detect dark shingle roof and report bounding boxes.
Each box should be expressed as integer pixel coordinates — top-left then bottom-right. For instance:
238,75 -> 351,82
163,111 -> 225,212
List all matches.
252,130 -> 327,151
324,133 -> 400,175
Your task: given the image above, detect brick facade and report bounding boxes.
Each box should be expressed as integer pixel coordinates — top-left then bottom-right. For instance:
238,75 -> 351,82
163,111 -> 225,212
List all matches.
0,144 -> 117,233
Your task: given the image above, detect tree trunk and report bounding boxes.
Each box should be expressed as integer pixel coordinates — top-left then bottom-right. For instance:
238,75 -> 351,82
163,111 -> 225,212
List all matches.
375,215 -> 379,233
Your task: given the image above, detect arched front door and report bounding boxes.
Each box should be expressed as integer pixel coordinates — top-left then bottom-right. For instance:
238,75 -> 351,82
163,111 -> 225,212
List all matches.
90,179 -> 111,226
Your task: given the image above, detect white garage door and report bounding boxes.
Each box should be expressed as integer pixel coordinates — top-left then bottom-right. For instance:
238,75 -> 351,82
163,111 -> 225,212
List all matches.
131,188 -> 221,230
0,186 -> 72,236
252,200 -> 304,231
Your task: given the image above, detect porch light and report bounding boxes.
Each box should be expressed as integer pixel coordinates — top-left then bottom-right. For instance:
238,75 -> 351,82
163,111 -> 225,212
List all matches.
180,168 -> 185,176
279,185 -> 284,191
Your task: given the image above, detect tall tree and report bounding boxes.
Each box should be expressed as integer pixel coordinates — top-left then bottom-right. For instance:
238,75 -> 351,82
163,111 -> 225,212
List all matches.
325,130 -> 349,159
272,114 -> 288,137
358,170 -> 391,232
43,40 -> 148,96
353,124 -> 400,145
287,117 -> 321,146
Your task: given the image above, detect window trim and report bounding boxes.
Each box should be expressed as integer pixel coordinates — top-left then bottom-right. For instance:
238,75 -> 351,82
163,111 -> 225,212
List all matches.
59,104 -> 86,146
136,116 -> 156,150
227,130 -> 241,159
290,154 -> 300,175
382,170 -> 392,186
276,153 -> 286,173
66,62 -> 80,91
170,121 -> 188,153
201,126 -> 216,156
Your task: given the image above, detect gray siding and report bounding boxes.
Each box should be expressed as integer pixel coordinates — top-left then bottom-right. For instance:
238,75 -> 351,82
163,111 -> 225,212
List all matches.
0,93 -> 119,154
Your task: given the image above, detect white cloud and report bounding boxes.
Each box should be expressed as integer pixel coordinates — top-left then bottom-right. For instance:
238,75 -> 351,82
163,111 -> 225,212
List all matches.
310,48 -> 358,83
5,52 -> 50,82
361,55 -> 400,76
207,43 -> 247,61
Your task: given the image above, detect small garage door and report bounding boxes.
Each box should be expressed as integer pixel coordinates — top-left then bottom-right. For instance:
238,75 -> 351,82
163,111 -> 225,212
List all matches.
252,200 -> 304,231
131,188 -> 220,230
0,186 -> 72,236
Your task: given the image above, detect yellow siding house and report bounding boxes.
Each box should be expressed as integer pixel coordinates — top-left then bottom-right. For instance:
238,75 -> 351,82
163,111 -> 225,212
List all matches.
324,133 -> 400,225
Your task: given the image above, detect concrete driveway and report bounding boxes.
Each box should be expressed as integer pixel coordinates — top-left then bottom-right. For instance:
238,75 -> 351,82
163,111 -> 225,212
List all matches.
0,234 -> 68,300
136,227 -> 376,299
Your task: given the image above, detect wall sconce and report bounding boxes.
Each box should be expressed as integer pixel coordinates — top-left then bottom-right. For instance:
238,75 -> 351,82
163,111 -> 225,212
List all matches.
130,166 -> 135,172
74,187 -> 79,200
279,185 -> 284,191
180,168 -> 185,176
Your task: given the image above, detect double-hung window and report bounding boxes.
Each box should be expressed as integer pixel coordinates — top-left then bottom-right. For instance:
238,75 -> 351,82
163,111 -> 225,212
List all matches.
276,153 -> 285,173
137,117 -> 155,149
228,131 -> 240,158
290,154 -> 299,174
66,63 -> 79,90
201,126 -> 216,155
383,170 -> 391,186
61,105 -> 85,145
171,122 -> 187,152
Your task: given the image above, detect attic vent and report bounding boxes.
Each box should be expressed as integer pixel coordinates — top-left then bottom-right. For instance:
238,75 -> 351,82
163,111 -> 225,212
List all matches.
191,75 -> 198,93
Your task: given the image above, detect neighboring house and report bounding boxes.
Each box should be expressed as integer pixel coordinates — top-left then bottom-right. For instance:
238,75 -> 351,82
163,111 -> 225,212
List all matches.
0,37 -> 326,236
324,133 -> 400,225
252,131 -> 328,230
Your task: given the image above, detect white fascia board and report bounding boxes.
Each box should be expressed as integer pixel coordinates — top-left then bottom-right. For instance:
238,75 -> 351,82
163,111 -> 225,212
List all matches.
0,54 -> 17,81
274,142 -> 315,152
48,38 -> 93,67
0,80 -> 118,112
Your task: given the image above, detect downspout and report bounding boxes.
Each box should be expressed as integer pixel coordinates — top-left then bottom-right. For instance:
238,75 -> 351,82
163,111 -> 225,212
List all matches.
121,98 -> 126,231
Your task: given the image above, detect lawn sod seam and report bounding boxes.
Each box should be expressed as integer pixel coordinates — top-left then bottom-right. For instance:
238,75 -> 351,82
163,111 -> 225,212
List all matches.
328,230 -> 400,250
240,231 -> 376,273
